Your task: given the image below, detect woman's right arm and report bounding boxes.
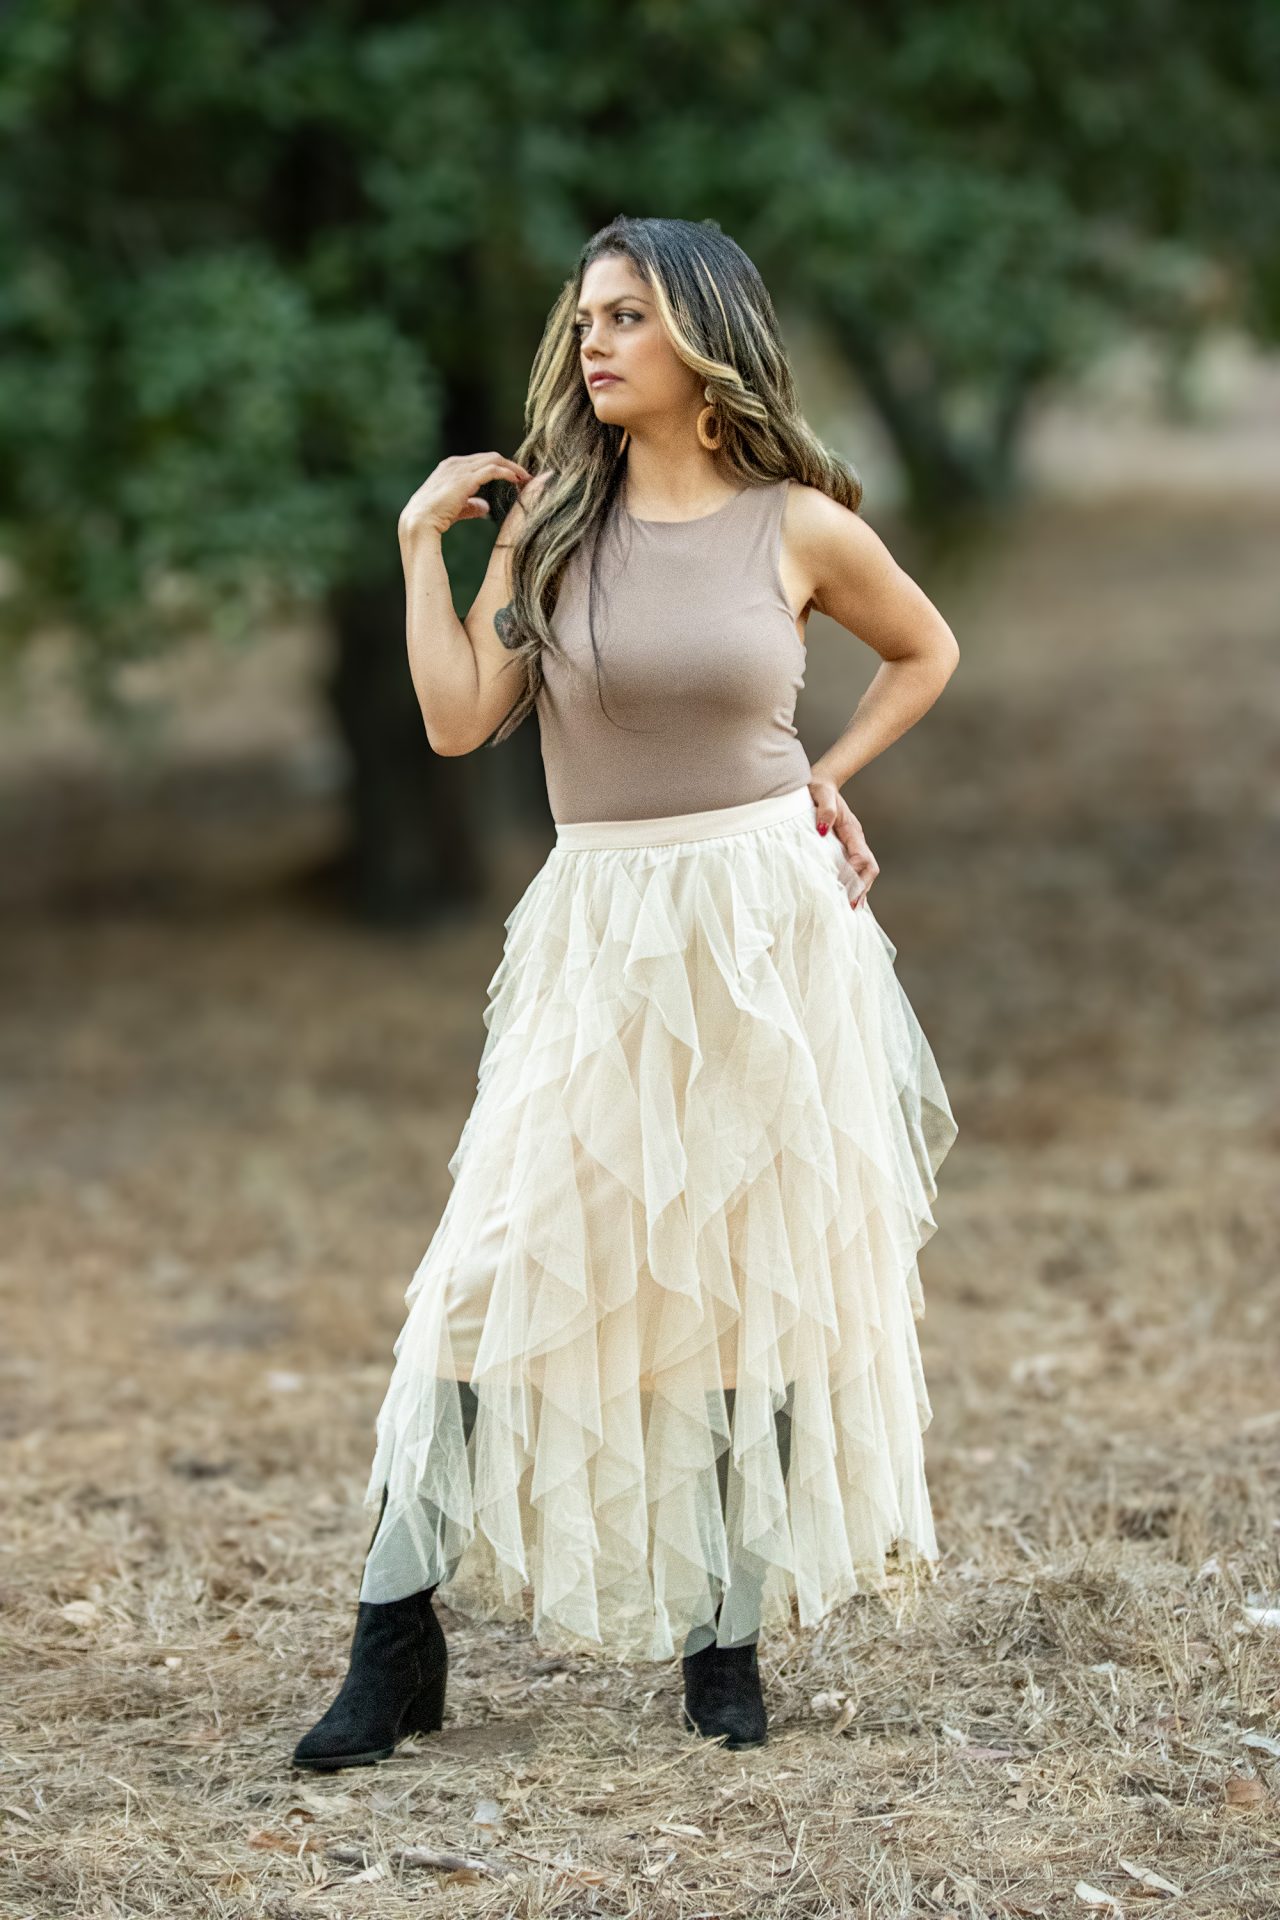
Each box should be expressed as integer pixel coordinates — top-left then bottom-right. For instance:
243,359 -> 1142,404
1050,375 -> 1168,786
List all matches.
397,452 -> 547,755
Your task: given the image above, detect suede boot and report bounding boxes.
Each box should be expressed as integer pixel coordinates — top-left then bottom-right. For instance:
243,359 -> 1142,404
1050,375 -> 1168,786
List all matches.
292,1384 -> 479,1771
681,1630 -> 768,1749
679,1384 -> 792,1750
290,1581 -> 447,1770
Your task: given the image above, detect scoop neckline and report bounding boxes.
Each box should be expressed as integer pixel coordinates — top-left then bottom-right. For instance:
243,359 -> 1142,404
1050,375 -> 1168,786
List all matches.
622,485 -> 751,526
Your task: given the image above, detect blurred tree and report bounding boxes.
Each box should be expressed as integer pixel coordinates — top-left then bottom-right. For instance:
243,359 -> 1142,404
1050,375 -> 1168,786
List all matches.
1,1 -> 1275,920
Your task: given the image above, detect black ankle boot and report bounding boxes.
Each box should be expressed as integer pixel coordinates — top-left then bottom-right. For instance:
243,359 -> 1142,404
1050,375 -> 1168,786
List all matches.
681,1637 -> 768,1750
291,1586 -> 447,1771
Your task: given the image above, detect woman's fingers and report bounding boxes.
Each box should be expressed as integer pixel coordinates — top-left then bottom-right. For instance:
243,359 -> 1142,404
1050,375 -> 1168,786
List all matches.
402,453 -> 535,537
835,815 -> 878,910
464,452 -> 534,486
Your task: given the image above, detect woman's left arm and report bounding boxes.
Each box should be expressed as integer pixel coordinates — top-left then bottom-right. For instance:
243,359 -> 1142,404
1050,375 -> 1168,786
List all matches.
785,484 -> 960,903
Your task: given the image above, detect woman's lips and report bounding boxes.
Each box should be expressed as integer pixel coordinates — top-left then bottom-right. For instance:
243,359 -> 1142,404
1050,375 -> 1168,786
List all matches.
589,373 -> 621,387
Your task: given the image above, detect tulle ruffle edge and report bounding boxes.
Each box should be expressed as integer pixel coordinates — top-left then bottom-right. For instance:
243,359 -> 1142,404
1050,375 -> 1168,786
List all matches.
358,815 -> 958,1661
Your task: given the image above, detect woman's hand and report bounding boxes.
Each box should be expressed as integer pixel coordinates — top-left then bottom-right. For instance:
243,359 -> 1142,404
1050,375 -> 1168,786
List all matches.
807,776 -> 878,910
399,452 -> 534,542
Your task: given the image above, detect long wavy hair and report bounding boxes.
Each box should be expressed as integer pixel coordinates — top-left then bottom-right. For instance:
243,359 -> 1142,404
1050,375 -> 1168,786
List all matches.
484,214 -> 863,747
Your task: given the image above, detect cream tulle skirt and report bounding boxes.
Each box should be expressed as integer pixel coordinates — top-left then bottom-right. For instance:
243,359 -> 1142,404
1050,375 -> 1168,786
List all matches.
359,782 -> 957,1661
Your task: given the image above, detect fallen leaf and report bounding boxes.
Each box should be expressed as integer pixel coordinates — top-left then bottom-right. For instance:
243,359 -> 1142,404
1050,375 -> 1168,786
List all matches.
59,1600 -> 100,1628
294,1787 -> 357,1818
1225,1774 -> 1267,1807
1240,1731 -> 1280,1758
248,1827 -> 322,1854
1118,1858 -> 1181,1896
547,1863 -> 610,1887
1075,1882 -> 1123,1910
810,1690 -> 846,1714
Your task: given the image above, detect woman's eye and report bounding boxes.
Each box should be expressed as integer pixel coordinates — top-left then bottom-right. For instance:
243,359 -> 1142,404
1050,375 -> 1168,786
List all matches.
576,311 -> 640,337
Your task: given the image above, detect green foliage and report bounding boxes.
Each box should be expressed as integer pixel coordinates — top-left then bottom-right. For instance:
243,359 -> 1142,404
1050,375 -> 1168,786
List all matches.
1,0 -> 1276,716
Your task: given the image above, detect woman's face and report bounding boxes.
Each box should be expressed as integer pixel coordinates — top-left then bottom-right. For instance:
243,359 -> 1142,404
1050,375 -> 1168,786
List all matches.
575,255 -> 700,432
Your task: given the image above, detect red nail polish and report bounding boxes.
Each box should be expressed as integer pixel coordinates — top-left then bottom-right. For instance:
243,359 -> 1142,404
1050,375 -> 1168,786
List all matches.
816,822 -> 828,835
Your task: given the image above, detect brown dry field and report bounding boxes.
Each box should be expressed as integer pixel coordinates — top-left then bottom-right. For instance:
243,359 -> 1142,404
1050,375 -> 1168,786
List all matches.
2,499 -> 1278,1918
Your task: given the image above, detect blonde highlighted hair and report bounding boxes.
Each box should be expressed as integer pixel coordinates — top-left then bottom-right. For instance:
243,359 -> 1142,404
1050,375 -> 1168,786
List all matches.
486,214 -> 862,746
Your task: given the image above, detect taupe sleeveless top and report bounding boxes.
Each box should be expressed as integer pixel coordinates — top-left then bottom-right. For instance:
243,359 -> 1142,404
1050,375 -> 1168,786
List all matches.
535,478 -> 811,824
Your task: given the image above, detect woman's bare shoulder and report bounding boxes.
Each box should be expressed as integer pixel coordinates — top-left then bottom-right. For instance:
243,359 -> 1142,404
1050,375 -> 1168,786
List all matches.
783,479 -> 885,569
782,479 -> 862,533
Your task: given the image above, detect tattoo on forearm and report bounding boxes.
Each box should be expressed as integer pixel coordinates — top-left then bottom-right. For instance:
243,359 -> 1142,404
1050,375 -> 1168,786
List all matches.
494,602 -> 519,650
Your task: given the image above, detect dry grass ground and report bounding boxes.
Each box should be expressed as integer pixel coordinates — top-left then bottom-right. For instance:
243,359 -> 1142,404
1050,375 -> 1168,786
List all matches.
1,500 -> 1278,1918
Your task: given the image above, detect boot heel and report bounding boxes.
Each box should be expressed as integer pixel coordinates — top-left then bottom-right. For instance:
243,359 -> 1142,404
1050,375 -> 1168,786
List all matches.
681,1640 -> 769,1750
291,1590 -> 448,1771
402,1662 -> 447,1736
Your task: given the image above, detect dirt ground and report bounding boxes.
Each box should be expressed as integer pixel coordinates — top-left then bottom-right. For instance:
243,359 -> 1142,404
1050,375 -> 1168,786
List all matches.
1,498 -> 1278,1918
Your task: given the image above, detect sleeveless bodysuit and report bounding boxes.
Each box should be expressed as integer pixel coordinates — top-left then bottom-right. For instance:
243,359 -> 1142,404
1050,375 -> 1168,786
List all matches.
535,478 -> 812,823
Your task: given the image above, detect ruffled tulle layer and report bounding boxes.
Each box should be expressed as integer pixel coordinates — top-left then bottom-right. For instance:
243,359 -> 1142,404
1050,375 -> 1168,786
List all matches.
359,800 -> 957,1661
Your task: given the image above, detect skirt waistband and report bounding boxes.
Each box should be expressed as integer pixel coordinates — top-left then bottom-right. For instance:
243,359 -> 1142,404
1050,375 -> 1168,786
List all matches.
554,783 -> 815,850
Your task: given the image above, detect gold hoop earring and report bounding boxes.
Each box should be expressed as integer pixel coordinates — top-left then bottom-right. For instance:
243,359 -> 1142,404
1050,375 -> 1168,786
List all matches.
618,428 -> 630,453
696,404 -> 722,451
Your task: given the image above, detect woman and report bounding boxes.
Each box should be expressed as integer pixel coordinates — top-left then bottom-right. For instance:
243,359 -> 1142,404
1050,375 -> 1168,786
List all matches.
291,214 -> 959,1769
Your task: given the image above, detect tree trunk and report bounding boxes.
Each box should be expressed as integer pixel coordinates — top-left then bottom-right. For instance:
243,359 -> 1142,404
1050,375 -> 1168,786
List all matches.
322,323 -> 549,925
325,573 -> 487,928
823,293 -> 1038,524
